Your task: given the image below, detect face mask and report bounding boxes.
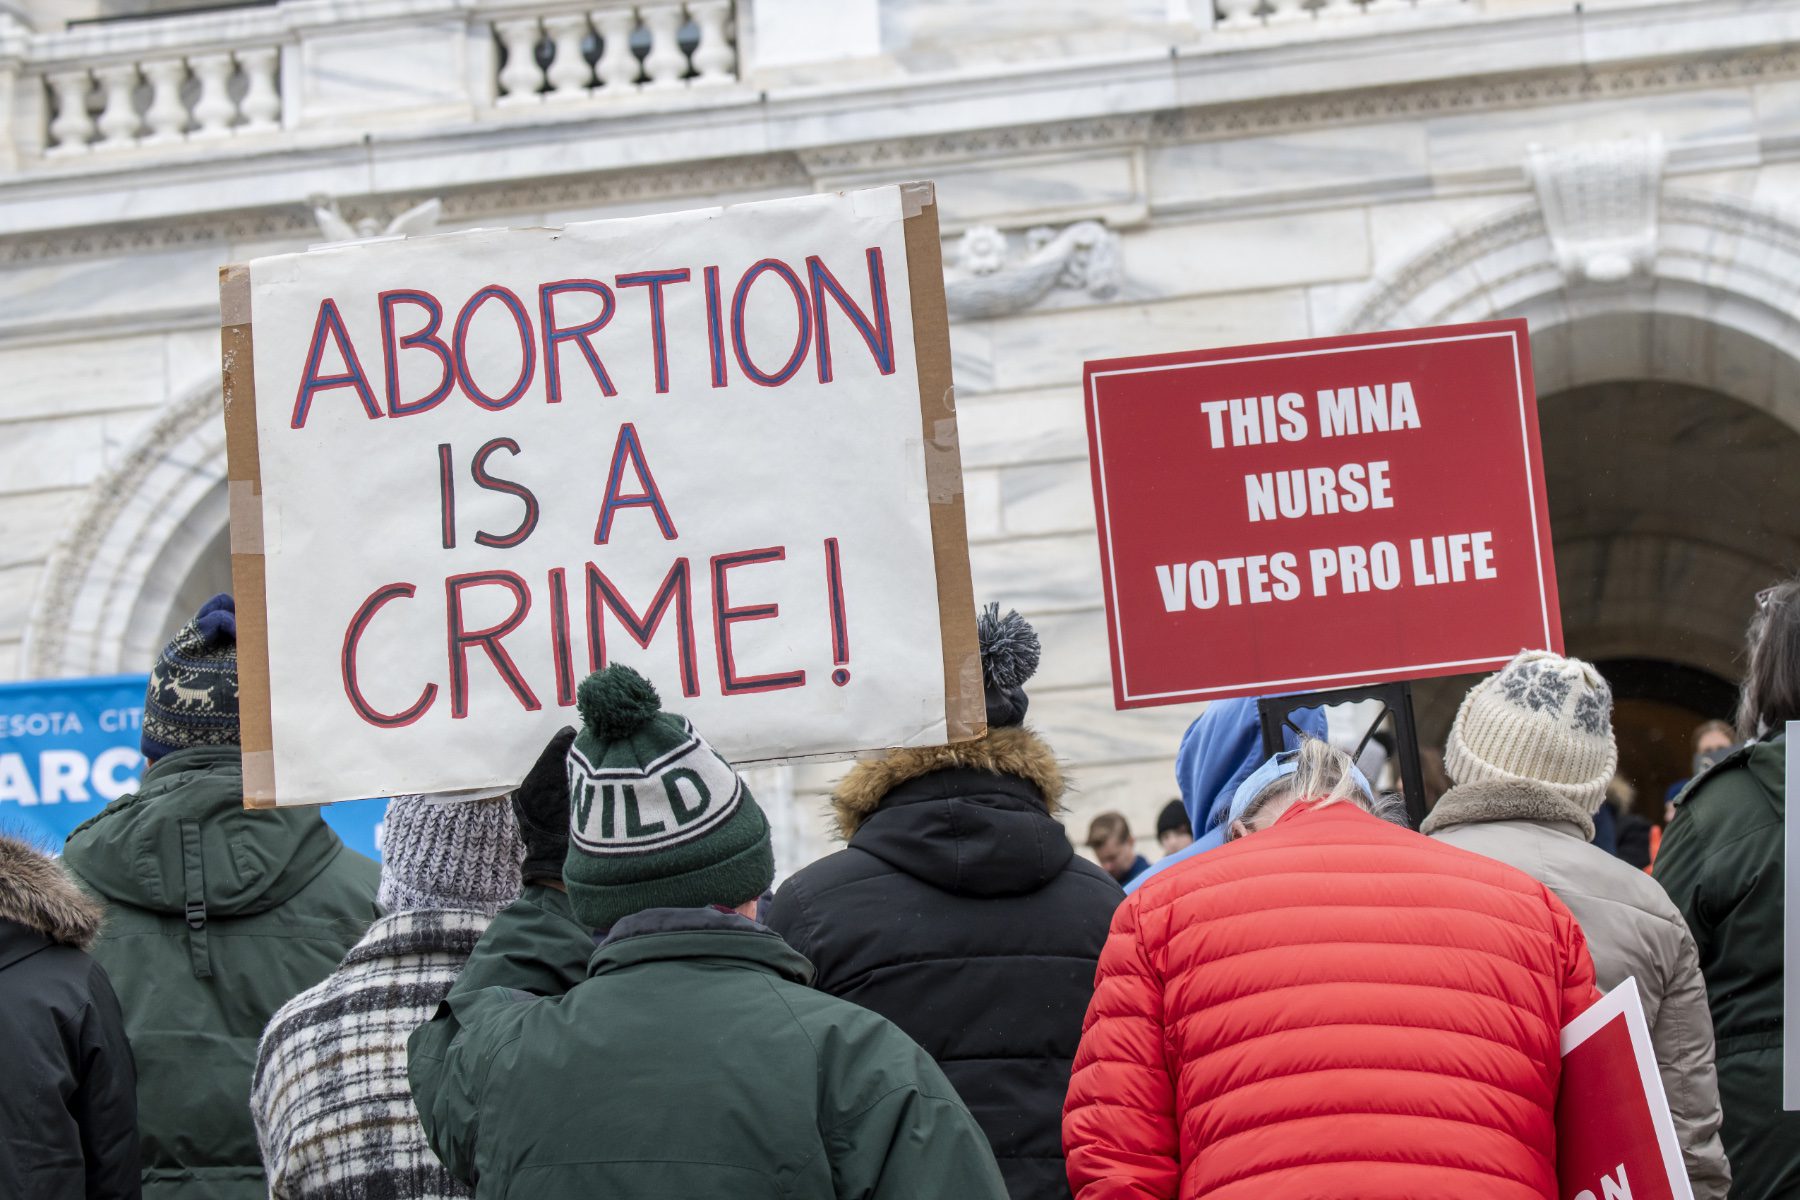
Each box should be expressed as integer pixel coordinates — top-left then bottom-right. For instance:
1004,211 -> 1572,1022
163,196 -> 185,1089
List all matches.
1694,747 -> 1728,775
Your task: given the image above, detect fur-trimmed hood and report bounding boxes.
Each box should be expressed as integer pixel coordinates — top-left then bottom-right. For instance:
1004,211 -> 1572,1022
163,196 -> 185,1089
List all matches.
1420,777 -> 1596,841
832,724 -> 1064,839
0,834 -> 102,950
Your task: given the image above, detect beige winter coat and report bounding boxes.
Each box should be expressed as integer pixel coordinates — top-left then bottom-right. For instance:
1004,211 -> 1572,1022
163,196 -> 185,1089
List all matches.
1424,778 -> 1730,1199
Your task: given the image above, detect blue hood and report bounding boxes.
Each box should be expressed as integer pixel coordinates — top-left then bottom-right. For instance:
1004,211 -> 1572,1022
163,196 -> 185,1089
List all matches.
1127,697 -> 1327,893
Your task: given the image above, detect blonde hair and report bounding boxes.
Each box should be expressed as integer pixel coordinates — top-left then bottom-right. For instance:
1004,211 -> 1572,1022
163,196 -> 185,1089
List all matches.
1238,737 -> 1408,832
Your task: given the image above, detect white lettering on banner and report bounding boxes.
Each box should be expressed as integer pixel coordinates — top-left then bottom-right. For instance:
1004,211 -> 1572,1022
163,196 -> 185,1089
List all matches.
1572,1164 -> 1633,1200
99,707 -> 143,733
1244,461 -> 1392,522
0,754 -> 35,805
0,748 -> 143,807
3,710 -> 86,738
1151,377 -> 1504,611
1317,381 -> 1421,439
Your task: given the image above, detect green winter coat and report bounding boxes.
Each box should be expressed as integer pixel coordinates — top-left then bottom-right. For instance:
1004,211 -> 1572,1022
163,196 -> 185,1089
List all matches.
409,901 -> 1010,1199
62,746 -> 381,1200
1655,733 -> 1798,1200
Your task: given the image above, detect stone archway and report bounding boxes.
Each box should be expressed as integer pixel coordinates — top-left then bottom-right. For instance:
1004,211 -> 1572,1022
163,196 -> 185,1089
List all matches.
1340,181 -> 1800,808
21,380 -> 230,677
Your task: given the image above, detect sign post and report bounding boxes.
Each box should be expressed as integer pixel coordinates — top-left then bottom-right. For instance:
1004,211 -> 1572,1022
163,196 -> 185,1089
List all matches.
1259,682 -> 1427,825
222,183 -> 981,808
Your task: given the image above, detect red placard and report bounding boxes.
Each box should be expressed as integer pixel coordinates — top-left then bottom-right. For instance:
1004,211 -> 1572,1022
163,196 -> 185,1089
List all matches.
1084,319 -> 1562,709
1558,979 -> 1693,1200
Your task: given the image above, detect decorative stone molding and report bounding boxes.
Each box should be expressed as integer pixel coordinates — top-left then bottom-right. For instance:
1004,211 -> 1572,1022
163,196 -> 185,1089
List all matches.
0,153 -> 813,265
944,221 -> 1120,320
1526,135 -> 1665,285
8,42 -> 1800,268
310,194 -> 442,243
1336,185 -> 1800,437
22,380 -> 227,678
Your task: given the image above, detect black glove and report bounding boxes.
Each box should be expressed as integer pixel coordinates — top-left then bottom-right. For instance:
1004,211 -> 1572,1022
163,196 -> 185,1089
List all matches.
514,726 -> 576,885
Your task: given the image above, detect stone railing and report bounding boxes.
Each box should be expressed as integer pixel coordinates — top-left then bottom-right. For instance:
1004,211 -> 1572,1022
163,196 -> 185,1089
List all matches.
1208,0 -> 1470,31
0,0 -> 743,169
4,7 -> 289,159
490,1 -> 737,106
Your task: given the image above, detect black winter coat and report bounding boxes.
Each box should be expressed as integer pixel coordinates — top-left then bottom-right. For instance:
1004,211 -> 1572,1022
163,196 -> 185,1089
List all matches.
767,726 -> 1121,1200
0,834 -> 139,1200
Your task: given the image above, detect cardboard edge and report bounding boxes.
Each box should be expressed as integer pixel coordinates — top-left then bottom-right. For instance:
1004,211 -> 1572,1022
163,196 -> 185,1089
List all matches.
220,264 -> 279,808
902,185 -> 985,746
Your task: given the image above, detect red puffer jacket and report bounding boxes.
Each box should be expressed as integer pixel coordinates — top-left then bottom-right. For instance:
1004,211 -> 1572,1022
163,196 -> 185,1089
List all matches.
1064,802 -> 1597,1200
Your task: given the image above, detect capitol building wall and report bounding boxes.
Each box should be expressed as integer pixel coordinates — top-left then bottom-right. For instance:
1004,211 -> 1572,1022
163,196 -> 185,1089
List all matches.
1,0 -> 1795,863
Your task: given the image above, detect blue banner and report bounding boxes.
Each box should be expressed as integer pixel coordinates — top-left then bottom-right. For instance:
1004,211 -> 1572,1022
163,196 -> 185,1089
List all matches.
0,674 -> 386,859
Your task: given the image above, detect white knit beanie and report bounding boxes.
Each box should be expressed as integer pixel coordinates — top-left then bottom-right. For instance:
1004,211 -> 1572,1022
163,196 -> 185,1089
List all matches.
377,793 -> 525,916
1444,650 -> 1618,813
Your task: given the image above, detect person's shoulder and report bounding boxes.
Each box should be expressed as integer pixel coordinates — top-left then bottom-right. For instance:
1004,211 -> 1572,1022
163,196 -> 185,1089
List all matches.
781,845 -> 890,896
1675,740 -> 1783,833
312,840 -> 383,897
1059,853 -> 1126,894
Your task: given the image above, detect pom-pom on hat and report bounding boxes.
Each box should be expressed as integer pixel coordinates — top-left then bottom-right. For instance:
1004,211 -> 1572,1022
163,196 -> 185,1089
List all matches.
142,593 -> 240,760
977,603 -> 1041,729
1445,649 -> 1618,813
561,665 -> 773,931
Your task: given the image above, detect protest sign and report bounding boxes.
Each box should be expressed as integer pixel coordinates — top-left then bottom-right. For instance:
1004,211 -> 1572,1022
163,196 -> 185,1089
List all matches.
1085,319 -> 1562,708
223,183 -> 980,807
1558,978 -> 1693,1200
0,673 -> 388,853
0,675 -> 146,843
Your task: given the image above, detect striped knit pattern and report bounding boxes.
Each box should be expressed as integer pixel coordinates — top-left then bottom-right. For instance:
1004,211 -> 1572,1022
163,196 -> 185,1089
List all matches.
251,909 -> 490,1200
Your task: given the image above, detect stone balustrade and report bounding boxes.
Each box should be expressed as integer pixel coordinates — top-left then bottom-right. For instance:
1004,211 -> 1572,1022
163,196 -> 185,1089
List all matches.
39,45 -> 282,157
1210,0 -> 1470,32
0,0 -> 743,169
491,1 -> 738,105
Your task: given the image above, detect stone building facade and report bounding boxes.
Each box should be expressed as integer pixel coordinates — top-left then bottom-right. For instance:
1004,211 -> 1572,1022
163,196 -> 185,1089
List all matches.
2,0 -> 1795,862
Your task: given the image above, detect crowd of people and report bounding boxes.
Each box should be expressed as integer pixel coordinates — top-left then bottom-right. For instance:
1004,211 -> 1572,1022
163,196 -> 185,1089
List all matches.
1,580 -> 1796,1199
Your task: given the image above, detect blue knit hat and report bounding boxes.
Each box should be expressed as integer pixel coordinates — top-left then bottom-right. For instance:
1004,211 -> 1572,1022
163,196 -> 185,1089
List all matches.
142,594 -> 240,760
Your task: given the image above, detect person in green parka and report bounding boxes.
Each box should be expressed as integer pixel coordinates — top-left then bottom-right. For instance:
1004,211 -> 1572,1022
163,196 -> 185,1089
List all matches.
62,595 -> 381,1200
408,665 -> 1010,1199
1656,577 -> 1800,1200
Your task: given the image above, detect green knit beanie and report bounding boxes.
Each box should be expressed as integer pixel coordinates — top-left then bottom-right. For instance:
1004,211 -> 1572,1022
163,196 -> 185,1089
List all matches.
563,665 -> 774,931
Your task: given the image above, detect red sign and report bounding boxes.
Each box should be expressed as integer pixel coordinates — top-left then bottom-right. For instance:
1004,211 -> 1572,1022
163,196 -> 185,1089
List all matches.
1084,319 -> 1562,709
1558,979 -> 1693,1200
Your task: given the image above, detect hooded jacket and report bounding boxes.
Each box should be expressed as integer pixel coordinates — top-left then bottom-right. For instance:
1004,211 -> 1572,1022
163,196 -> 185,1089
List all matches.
1425,778 -> 1729,1198
1065,803 -> 1598,1200
408,904 -> 1010,1199
1127,698 -> 1327,893
767,726 -> 1122,1200
62,745 -> 381,1200
0,834 -> 140,1200
1654,733 -> 1798,1200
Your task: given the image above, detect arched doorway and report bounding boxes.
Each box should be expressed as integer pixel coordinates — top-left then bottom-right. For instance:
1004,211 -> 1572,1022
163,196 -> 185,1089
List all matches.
1412,375 -> 1797,815
1344,184 -> 1800,822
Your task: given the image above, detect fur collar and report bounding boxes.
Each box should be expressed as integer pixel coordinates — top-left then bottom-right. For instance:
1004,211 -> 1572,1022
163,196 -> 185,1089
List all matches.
1421,777 -> 1596,840
0,834 -> 102,949
832,725 -> 1065,838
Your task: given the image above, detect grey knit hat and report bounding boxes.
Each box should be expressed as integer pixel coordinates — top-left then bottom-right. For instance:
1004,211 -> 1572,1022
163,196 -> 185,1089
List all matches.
377,794 -> 526,916
1444,650 -> 1618,813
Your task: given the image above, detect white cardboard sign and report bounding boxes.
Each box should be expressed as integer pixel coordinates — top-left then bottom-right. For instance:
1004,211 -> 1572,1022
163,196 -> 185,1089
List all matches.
223,185 -> 979,807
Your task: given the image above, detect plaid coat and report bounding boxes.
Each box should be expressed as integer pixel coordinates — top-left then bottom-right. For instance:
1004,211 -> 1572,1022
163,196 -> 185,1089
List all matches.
252,909 -> 491,1199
